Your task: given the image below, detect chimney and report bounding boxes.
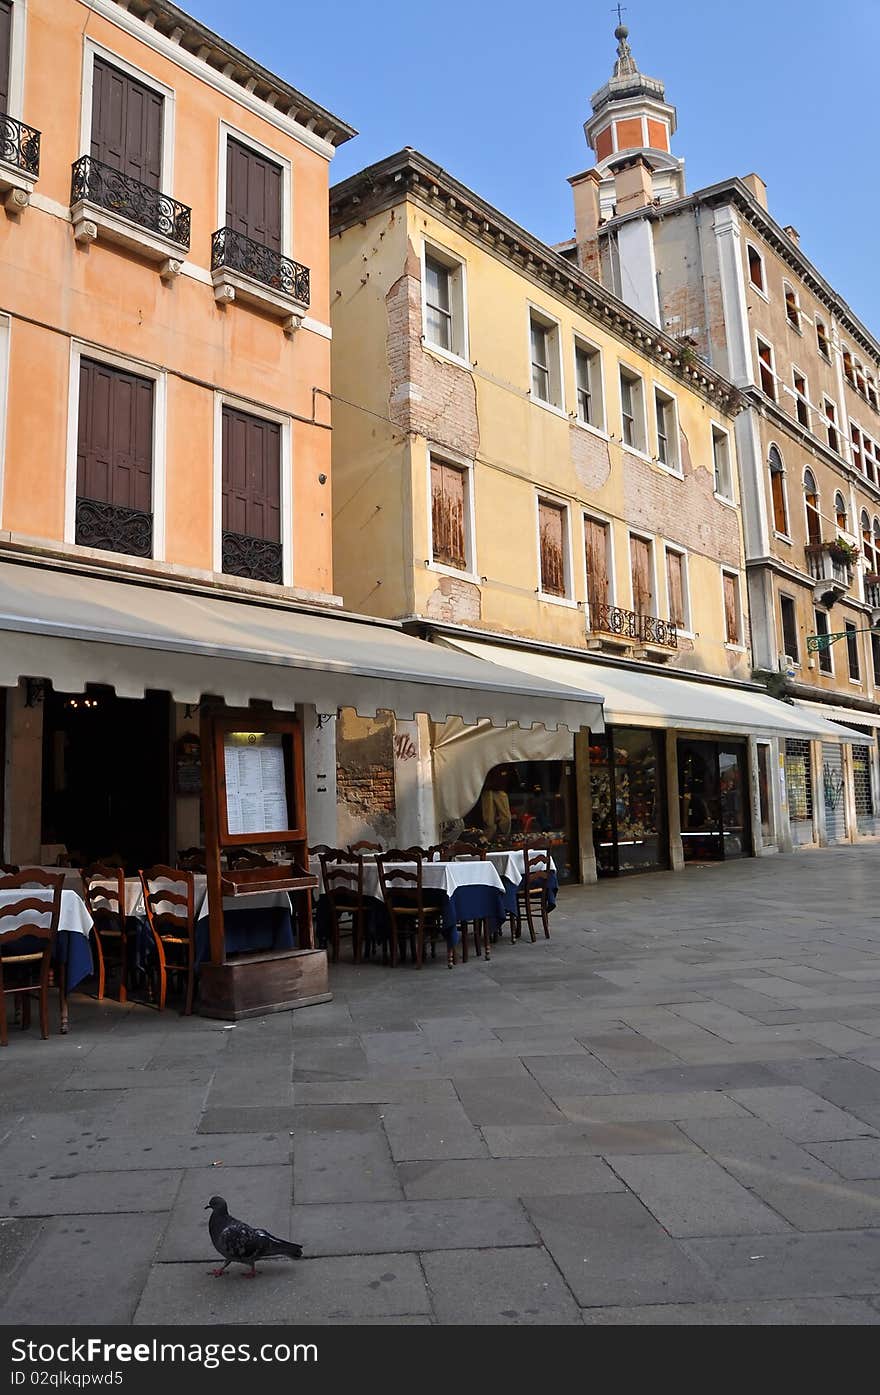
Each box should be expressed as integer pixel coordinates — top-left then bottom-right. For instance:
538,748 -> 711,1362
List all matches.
783,224 -> 800,247
609,154 -> 654,216
742,172 -> 768,210
568,167 -> 603,280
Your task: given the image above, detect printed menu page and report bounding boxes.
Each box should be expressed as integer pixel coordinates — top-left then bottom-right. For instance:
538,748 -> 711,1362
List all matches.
224,733 -> 289,835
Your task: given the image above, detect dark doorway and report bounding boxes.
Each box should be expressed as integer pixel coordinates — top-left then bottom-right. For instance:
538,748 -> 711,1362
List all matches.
678,737 -> 751,861
41,686 -> 171,871
590,726 -> 668,876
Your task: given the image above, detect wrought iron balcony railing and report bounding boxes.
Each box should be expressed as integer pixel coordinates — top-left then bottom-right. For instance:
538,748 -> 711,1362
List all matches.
805,541 -> 853,589
75,498 -> 153,558
0,112 -> 40,178
211,226 -> 310,305
222,531 -> 283,585
70,156 -> 191,249
589,602 -> 678,649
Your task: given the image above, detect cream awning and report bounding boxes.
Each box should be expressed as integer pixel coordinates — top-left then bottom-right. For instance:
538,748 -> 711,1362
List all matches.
792,700 -> 880,734
0,560 -> 604,730
439,635 -> 866,742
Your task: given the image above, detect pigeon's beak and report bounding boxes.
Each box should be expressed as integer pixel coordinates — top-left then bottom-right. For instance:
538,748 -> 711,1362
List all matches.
204,1203 -> 211,1209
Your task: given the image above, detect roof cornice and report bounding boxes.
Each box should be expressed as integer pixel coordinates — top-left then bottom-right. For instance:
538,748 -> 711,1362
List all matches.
330,149 -> 743,417
89,0 -> 356,148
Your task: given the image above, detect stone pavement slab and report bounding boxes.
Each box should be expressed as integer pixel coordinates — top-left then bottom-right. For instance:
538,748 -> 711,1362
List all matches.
292,1078 -> 457,1105
454,1076 -> 564,1125
0,1168 -> 181,1217
422,1247 -> 581,1324
729,1085 -> 878,1143
398,1156 -> 623,1200
381,1102 -> 487,1160
0,1214 -> 167,1324
483,1120 -> 695,1157
605,1152 -> 790,1237
524,1193 -> 715,1307
134,1254 -> 430,1324
554,1090 -> 746,1124
293,1129 -> 401,1204
807,1138 -> 880,1179
288,1199 -> 536,1256
580,1297 -> 880,1324
682,1230 -> 880,1300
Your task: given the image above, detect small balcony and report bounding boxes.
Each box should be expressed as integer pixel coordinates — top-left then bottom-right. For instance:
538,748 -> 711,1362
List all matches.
222,531 -> 283,585
587,602 -> 678,658
0,112 -> 41,211
211,226 -> 310,334
70,156 -> 191,277
805,540 -> 854,605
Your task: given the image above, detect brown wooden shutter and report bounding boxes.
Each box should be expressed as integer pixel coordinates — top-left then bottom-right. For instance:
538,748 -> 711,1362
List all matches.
77,357 -> 153,511
666,550 -> 684,626
539,501 -> 566,596
430,460 -> 466,568
0,2 -> 11,114
630,536 -> 653,614
771,468 -> 787,533
91,57 -> 162,188
723,573 -> 740,644
226,138 -> 282,251
584,517 -> 609,608
221,405 -> 281,542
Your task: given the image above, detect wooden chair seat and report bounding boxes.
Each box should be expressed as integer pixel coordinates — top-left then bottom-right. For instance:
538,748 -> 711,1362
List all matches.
377,853 -> 447,968
0,870 -> 63,1046
320,854 -> 367,964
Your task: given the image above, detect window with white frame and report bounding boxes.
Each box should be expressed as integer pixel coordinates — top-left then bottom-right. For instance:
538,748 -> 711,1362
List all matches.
712,424 -> 733,499
664,546 -> 688,628
574,338 -> 604,430
722,570 -> 743,646
768,445 -> 789,535
816,317 -> 831,360
843,347 -> 856,387
429,453 -> 472,572
80,41 -> 176,205
529,310 -> 562,408
747,243 -> 765,293
619,365 -> 647,453
792,369 -> 810,428
756,337 -> 776,400
654,387 -> 680,472
814,607 -> 833,673
852,421 -> 865,474
834,491 -> 848,531
783,282 -> 801,332
823,397 -> 840,454
423,246 -> 467,360
537,497 -> 570,597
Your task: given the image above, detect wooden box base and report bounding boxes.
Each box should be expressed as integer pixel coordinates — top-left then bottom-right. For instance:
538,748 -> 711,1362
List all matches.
198,948 -> 331,1020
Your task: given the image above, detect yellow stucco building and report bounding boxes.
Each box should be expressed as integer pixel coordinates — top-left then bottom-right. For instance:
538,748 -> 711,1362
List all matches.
329,149 -> 853,881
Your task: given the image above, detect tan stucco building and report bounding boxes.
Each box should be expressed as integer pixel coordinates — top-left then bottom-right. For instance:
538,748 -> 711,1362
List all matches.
564,23 -> 880,850
329,149 -> 847,881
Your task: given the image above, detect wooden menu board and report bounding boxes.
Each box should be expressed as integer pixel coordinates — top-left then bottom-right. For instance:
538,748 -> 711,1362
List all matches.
198,706 -> 327,1018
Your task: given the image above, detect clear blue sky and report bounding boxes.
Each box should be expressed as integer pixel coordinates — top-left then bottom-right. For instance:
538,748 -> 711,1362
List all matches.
190,0 -> 880,337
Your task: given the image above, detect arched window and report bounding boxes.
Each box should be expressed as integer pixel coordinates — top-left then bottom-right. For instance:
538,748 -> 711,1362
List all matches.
834,492 -> 848,531
769,446 -> 788,535
803,469 -> 821,545
862,510 -> 874,571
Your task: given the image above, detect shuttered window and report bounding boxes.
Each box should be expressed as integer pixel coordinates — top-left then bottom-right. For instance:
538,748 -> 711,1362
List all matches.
91,57 -> 162,188
769,446 -> 788,534
780,594 -> 799,663
76,358 -> 154,557
723,571 -> 741,645
538,500 -> 567,597
665,548 -> 685,627
226,137 -> 282,251
430,458 -> 467,570
0,1 -> 11,114
584,516 -> 610,609
221,406 -> 282,583
629,535 -> 653,615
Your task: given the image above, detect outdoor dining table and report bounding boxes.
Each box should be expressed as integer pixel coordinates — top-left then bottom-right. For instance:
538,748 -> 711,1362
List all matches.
0,884 -> 94,1033
485,849 -> 560,914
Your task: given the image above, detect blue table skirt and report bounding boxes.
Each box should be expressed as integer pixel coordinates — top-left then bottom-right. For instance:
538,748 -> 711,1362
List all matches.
193,905 -> 295,965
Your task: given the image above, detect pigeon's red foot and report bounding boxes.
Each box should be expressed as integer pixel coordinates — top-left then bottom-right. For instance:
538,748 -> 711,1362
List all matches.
210,1268 -> 227,1277
242,1269 -> 258,1279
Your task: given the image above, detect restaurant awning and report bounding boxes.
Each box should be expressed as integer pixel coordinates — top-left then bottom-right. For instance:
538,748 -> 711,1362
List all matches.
438,635 -> 866,742
792,699 -> 880,733
0,560 -> 604,730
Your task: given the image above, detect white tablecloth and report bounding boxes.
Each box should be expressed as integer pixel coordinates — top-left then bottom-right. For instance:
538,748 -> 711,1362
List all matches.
354,861 -> 504,903
0,887 -> 92,939
486,850 -> 556,885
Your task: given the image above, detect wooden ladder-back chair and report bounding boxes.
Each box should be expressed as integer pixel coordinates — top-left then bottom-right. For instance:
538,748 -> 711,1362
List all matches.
515,850 -> 552,942
347,840 -> 382,857
0,870 -> 62,1045
441,843 -> 489,962
320,853 -> 366,964
81,864 -> 129,1003
0,863 -> 20,875
139,866 -> 196,1015
377,851 -> 447,968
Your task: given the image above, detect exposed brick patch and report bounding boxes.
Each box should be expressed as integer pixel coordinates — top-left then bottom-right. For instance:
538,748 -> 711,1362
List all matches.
621,439 -> 741,568
425,573 -> 482,623
385,239 -> 479,456
570,424 -> 612,491
337,764 -> 395,815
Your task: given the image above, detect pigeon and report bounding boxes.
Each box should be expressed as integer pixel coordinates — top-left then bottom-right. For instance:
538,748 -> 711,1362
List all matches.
206,1195 -> 303,1278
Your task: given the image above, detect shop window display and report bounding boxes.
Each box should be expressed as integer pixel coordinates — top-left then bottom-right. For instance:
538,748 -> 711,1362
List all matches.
456,760 -> 577,881
589,728 -> 667,876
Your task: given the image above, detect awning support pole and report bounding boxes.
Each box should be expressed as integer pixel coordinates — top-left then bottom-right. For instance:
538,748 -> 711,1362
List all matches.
574,728 -> 598,885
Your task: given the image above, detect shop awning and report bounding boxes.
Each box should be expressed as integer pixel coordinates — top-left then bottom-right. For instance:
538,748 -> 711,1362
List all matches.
438,635 -> 866,742
0,560 -> 604,730
792,700 -> 880,734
